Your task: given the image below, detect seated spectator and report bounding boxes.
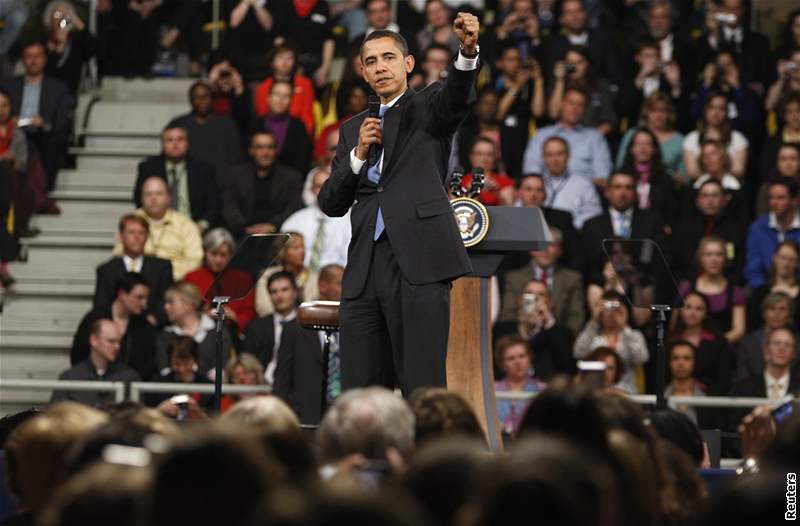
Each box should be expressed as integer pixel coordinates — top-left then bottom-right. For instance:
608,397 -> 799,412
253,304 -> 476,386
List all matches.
270,0 -> 335,89
254,45 -> 315,136
281,167 -> 351,271
96,214 -> 173,320
523,87 -> 611,185
245,271 -> 299,387
679,236 -> 746,345
581,171 -> 664,283
760,92 -> 800,180
619,40 -> 683,134
618,127 -> 677,221
615,93 -> 685,181
670,179 -> 745,282
352,0 -> 413,49
458,137 -> 515,205
454,87 -> 502,174
42,2 -> 96,95
1,40 -> 74,205
157,282 -> 233,380
765,49 -> 800,114
72,272 -> 157,380
221,352 -> 266,411
529,136 -> 601,228
745,176 -> 800,289
113,177 -> 203,281
682,92 -> 749,181
583,346 -> 628,395
223,0 -> 277,82
512,173 -> 582,270
664,340 -> 706,426
51,320 -> 141,407
274,264 -> 345,425
252,80 -> 312,174
134,125 -> 220,232
499,227 -> 584,336
167,82 -> 243,184
408,388 -> 485,447
328,44 -> 371,123
737,291 -> 800,385
548,45 -> 616,136
207,60 -> 253,140
574,290 -> 649,394
500,279 -> 576,381
688,139 -> 747,219
184,227 -> 256,337
668,291 -> 732,395
222,130 -> 304,240
755,143 -> 800,216
255,233 -> 318,317
732,327 -> 800,400
493,335 -> 546,436
409,43 -> 451,91
491,43 -> 544,179
147,336 -> 212,414
0,88 -> 25,280
416,0 -> 459,57
747,241 -> 800,331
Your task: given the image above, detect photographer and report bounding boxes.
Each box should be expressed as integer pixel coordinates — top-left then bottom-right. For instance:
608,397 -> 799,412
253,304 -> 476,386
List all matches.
207,59 -> 253,141
496,0 -> 543,66
548,45 -> 616,137
43,1 -> 95,95
765,48 -> 800,114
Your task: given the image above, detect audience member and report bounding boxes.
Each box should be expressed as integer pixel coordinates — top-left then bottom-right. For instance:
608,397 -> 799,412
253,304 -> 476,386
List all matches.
745,176 -> 800,288
221,353 -> 266,411
147,335 -> 212,414
252,80 -> 312,174
407,388 -> 485,447
52,320 -> 141,407
409,42 -> 451,91
42,2 -> 96,95
156,282 -> 233,380
95,214 -> 173,319
416,0 -> 459,57
574,290 -> 648,394
679,236 -> 746,345
184,227 -> 256,336
274,264 -> 344,425
245,271 -> 299,387
72,272 -> 157,380
167,82 -> 243,183
495,0 -> 543,62
764,85 -> 800,162
493,335 -> 546,435
458,136 -> 515,205
114,177 -> 203,281
668,291 -> 732,395
756,143 -> 800,216
254,45 -> 316,136
691,140 -> 745,219
114,0 -> 164,77
732,327 -> 800,400
522,87 -> 612,186
618,127 -> 677,220
615,92 -> 685,180
747,240 -> 800,331
584,346 -> 627,395
134,125 -> 220,232
223,0 -> 277,82
281,167 -> 351,271
0,88 -> 24,277
223,130 -> 303,240
254,233 -> 318,316
500,227 -> 584,335
272,0 -> 335,89
207,60 -> 253,140
0,1 -> 29,62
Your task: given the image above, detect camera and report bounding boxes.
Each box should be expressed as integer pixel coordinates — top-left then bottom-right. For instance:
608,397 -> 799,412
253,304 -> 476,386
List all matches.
170,394 -> 190,420
522,293 -> 538,314
787,62 -> 798,73
53,10 -> 71,30
714,12 -> 736,24
564,63 -> 577,76
603,300 -> 621,310
218,68 -> 232,79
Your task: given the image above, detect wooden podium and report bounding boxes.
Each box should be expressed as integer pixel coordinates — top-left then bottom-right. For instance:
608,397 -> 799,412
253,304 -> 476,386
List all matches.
446,206 -> 550,451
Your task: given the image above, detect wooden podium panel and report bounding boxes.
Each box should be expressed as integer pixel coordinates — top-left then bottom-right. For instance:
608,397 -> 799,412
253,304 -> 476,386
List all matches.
447,276 -> 502,451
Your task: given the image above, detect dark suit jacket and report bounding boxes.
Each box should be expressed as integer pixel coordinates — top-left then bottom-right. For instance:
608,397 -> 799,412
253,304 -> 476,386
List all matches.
134,156 -> 220,227
544,30 -> 622,88
251,116 -> 313,175
581,208 -> 665,282
272,320 -> 325,425
319,64 -> 477,298
222,162 -> 304,235
244,314 -> 276,367
1,76 -> 74,134
93,256 -> 174,322
731,371 -> 800,398
669,208 -> 744,283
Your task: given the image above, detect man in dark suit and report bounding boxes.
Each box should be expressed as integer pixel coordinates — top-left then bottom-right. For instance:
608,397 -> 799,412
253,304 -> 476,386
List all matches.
243,271 -> 298,387
94,214 -> 173,323
581,171 -> 665,282
133,125 -> 220,232
274,264 -> 344,425
733,327 -> 800,398
318,15 -> 480,395
1,40 -> 74,194
223,130 -> 304,239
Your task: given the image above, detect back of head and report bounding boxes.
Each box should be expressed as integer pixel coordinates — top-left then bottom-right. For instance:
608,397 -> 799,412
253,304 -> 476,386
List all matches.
648,409 -> 705,467
318,387 -> 415,463
408,388 -> 486,447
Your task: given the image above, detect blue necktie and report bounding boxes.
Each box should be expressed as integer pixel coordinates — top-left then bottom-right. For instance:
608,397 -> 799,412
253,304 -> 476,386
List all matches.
367,105 -> 387,241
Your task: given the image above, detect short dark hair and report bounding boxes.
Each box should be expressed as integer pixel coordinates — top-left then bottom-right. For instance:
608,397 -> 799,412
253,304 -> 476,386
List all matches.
115,272 -> 150,295
542,135 -> 570,155
167,335 -> 199,363
423,42 -> 452,61
118,213 -> 149,234
768,175 -> 800,197
188,81 -> 212,98
667,339 -> 697,359
269,79 -> 293,94
161,124 -> 187,136
519,172 -> 544,187
267,270 -> 297,292
608,170 -> 636,185
563,85 -> 589,102
319,264 -> 344,284
696,177 -> 724,193
361,29 -> 410,59
585,346 -> 625,383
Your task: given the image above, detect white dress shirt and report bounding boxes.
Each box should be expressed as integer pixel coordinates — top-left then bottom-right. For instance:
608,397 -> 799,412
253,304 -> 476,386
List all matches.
764,370 -> 790,400
123,255 -> 144,273
609,208 -> 634,238
281,204 -> 351,268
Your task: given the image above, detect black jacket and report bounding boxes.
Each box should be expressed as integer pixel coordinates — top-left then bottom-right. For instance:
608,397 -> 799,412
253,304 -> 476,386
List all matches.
93,256 -> 174,322
273,320 -> 325,425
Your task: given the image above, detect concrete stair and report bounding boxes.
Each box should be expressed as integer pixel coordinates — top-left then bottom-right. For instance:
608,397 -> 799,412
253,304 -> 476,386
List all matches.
0,77 -> 194,414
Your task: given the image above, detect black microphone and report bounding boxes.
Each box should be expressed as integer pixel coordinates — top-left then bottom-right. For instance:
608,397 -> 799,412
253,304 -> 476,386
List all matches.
449,166 -> 465,197
470,167 -> 486,198
367,95 -> 381,166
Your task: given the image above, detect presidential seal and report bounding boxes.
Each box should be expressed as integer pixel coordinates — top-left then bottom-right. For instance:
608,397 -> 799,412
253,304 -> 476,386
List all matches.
450,197 -> 490,248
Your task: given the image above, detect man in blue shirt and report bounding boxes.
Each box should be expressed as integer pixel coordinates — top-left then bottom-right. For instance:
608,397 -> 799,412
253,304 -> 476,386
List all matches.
522,86 -> 611,186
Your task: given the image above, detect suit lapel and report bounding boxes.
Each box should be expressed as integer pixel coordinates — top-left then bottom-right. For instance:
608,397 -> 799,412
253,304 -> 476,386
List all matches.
380,88 -> 415,181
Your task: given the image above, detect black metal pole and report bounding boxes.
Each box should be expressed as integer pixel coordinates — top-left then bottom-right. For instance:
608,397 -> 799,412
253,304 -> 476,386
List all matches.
212,296 -> 229,412
653,307 -> 669,410
320,331 -> 331,414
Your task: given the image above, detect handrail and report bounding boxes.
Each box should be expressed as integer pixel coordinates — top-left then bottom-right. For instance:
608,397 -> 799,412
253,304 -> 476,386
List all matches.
495,390 -> 784,409
128,382 -> 272,402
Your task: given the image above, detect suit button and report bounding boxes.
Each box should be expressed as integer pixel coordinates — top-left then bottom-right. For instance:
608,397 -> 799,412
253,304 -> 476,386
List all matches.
377,186 -> 383,192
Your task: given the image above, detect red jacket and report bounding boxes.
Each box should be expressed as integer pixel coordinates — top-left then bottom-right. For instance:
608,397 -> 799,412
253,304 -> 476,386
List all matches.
184,267 -> 256,334
254,75 -> 315,137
